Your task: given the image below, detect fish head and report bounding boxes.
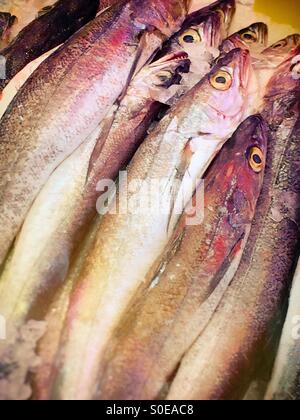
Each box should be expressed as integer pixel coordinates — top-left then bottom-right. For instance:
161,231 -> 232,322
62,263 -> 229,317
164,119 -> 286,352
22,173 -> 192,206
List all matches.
200,48 -> 252,128
130,52 -> 191,102
161,0 -> 235,64
221,23 -> 268,56
262,34 -> 300,59
211,115 -> 268,226
130,0 -> 189,37
264,45 -> 300,99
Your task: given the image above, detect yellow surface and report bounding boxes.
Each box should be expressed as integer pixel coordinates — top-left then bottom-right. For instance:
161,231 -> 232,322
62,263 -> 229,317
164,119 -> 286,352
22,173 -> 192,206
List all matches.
254,0 -> 300,31
231,0 -> 299,44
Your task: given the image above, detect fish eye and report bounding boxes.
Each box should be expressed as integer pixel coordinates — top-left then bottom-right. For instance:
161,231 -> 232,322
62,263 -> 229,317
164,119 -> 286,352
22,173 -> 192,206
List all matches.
178,29 -> 202,46
272,40 -> 287,49
154,70 -> 173,86
292,62 -> 300,74
248,146 -> 264,173
241,31 -> 258,44
209,70 -> 232,91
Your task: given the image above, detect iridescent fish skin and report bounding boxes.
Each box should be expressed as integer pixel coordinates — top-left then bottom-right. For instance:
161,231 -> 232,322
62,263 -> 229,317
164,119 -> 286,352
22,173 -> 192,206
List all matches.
96,115 -> 268,401
0,0 -> 100,90
0,0 -> 189,266
48,48 -> 253,401
167,47 -> 300,401
0,11 -> 16,47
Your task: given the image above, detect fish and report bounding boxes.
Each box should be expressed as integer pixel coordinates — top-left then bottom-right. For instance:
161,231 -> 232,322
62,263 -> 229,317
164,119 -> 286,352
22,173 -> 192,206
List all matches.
96,115 -> 268,400
0,51 -> 190,330
265,254 -> 300,400
157,0 -> 236,102
0,11 -> 16,48
0,0 -> 189,266
48,48 -> 254,400
166,47 -> 300,400
0,0 -> 100,90
0,46 -> 60,119
262,34 -> 300,59
220,22 -> 268,55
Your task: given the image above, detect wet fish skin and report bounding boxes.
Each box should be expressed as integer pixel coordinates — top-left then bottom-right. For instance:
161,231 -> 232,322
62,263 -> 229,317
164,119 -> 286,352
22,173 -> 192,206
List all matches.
0,0 -> 100,90
167,48 -> 300,400
262,34 -> 300,59
96,115 -> 268,401
49,48 -> 253,401
0,0 -> 188,266
0,52 -> 190,327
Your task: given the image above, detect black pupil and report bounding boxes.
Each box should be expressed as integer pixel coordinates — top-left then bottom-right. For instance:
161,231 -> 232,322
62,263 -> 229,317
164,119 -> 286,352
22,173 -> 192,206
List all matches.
274,43 -> 282,48
216,76 -> 226,84
253,154 -> 262,164
244,33 -> 254,40
183,35 -> 195,43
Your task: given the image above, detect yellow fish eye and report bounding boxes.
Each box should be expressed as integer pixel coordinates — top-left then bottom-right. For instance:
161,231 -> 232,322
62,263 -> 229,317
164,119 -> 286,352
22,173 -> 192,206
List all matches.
248,146 -> 264,173
209,70 -> 232,91
154,70 -> 173,86
178,29 -> 202,46
241,31 -> 258,44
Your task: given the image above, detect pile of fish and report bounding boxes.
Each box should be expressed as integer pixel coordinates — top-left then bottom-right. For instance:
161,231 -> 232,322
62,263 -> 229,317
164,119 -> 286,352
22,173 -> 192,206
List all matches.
0,0 -> 299,400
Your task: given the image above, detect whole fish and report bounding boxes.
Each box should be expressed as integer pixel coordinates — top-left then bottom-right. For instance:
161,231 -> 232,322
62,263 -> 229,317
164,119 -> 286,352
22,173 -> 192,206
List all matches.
0,52 -> 190,329
167,47 -> 300,400
0,11 -> 16,47
0,0 -> 100,90
157,0 -> 236,102
266,254 -> 300,400
0,0 -> 189,266
49,48 -> 254,400
97,115 -> 268,400
220,22 -> 268,55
